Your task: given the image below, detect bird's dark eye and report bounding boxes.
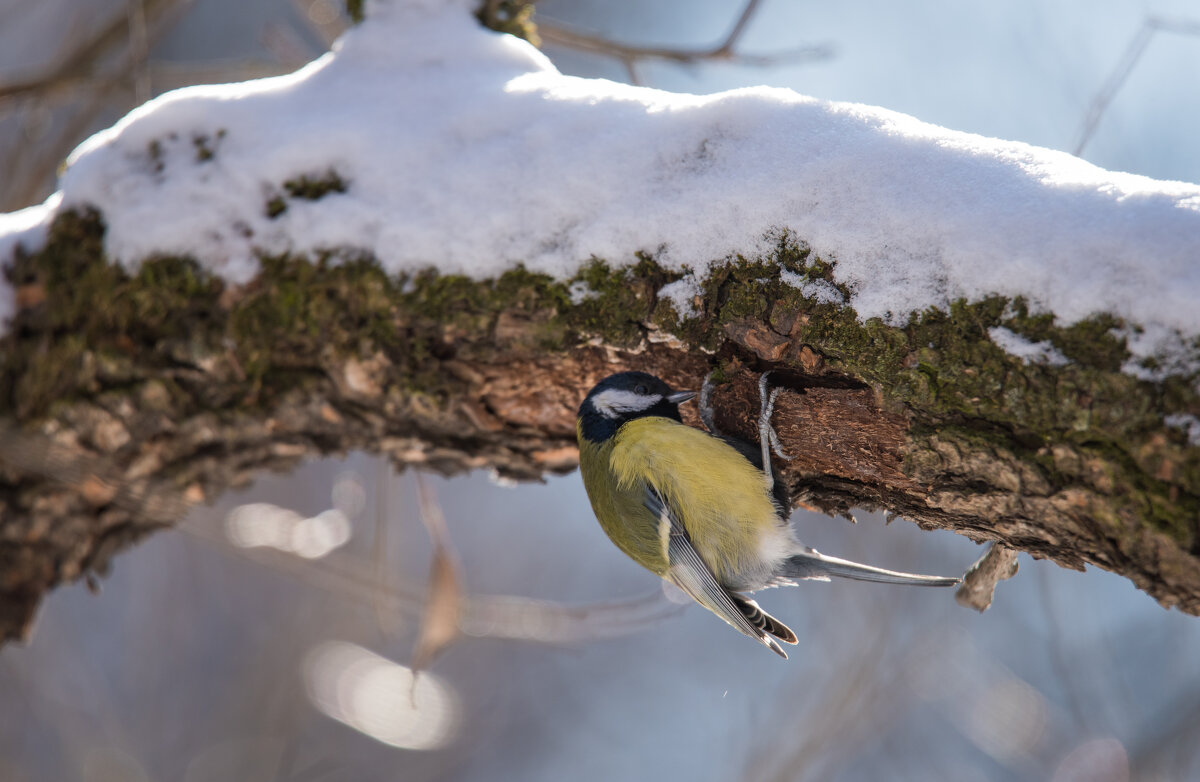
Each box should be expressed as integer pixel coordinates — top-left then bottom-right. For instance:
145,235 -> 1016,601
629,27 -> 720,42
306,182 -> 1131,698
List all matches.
634,383 -> 648,395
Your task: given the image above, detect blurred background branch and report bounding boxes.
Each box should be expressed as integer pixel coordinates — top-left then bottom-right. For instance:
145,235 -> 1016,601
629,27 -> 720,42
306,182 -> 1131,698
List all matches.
0,0 -> 342,212
181,493 -> 679,648
1073,15 -> 1200,156
537,0 -> 834,84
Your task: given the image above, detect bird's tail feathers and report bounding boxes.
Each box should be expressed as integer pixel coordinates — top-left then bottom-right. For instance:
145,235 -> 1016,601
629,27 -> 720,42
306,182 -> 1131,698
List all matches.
784,549 -> 959,587
731,593 -> 798,648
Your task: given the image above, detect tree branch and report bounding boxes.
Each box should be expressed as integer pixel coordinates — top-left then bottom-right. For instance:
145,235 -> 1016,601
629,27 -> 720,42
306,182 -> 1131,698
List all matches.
0,211 -> 1197,645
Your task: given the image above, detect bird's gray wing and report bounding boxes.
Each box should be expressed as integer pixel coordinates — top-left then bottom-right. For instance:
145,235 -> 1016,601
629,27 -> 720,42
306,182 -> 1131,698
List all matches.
643,487 -> 795,658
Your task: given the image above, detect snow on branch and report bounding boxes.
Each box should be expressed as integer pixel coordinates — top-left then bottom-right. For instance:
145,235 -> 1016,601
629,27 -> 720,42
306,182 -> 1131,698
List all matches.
2,0 -> 1200,367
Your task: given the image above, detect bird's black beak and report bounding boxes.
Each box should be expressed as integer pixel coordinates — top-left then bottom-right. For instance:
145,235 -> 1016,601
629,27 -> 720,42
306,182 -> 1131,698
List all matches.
667,390 -> 697,404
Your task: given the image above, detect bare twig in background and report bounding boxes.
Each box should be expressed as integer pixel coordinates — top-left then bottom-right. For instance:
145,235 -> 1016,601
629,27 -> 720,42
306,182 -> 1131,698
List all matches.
539,0 -> 834,85
0,0 -> 186,102
956,542 -> 1019,612
0,0 -> 192,210
371,459 -> 401,637
1073,15 -> 1200,156
180,503 -> 679,647
126,0 -> 153,104
0,0 -> 345,212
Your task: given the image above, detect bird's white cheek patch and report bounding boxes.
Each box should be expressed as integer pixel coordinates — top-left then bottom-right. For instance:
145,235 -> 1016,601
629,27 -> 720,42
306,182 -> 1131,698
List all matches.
591,388 -> 661,418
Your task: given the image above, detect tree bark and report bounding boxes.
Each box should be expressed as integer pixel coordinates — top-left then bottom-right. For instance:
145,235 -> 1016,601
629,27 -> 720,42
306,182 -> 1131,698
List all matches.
1,211 -> 1197,644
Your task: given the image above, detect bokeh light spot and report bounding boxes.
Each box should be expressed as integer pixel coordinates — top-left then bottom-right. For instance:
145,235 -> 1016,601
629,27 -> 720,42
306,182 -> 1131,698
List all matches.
302,641 -> 460,751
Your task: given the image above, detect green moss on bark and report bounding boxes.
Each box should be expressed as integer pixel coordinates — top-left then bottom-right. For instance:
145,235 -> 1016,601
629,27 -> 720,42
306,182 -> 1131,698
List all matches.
3,210 -> 1197,558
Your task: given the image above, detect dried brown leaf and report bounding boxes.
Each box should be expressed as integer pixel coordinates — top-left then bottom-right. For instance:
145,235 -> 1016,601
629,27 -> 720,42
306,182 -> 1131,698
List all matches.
410,474 -> 463,675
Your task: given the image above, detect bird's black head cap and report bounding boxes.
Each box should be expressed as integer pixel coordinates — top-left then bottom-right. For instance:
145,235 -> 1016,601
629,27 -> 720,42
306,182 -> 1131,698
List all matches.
577,371 -> 691,443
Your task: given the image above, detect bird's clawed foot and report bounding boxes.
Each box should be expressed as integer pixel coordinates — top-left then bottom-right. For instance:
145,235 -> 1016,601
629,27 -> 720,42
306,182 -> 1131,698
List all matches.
758,369 -> 793,460
702,370 -> 792,493
757,371 -> 793,495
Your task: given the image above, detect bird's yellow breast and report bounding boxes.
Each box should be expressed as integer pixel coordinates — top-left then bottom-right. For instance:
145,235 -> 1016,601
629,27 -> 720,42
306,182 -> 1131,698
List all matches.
578,425 -> 670,575
577,416 -> 782,583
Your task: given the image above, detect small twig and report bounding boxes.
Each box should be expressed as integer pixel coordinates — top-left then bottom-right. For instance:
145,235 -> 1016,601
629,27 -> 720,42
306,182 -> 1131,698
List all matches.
370,459 -> 399,637
538,23 -> 833,67
127,0 -> 152,104
622,58 -> 640,86
955,542 -> 1019,612
1074,15 -> 1200,156
715,0 -> 764,57
537,0 -> 833,86
1072,21 -> 1154,156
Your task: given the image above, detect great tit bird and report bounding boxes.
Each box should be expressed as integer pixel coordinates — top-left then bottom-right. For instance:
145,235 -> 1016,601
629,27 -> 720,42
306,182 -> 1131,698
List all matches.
576,370 -> 959,658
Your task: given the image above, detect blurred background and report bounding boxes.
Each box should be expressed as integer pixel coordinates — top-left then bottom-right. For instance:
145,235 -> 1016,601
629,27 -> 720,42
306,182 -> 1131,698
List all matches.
2,1 -> 1199,780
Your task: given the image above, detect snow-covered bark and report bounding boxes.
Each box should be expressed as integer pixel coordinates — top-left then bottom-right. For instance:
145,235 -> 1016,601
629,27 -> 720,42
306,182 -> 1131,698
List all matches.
1,0 -> 1198,642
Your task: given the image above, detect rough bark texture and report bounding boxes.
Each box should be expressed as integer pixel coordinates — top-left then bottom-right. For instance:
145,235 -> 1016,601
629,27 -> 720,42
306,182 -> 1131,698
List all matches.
1,211 -> 1197,644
